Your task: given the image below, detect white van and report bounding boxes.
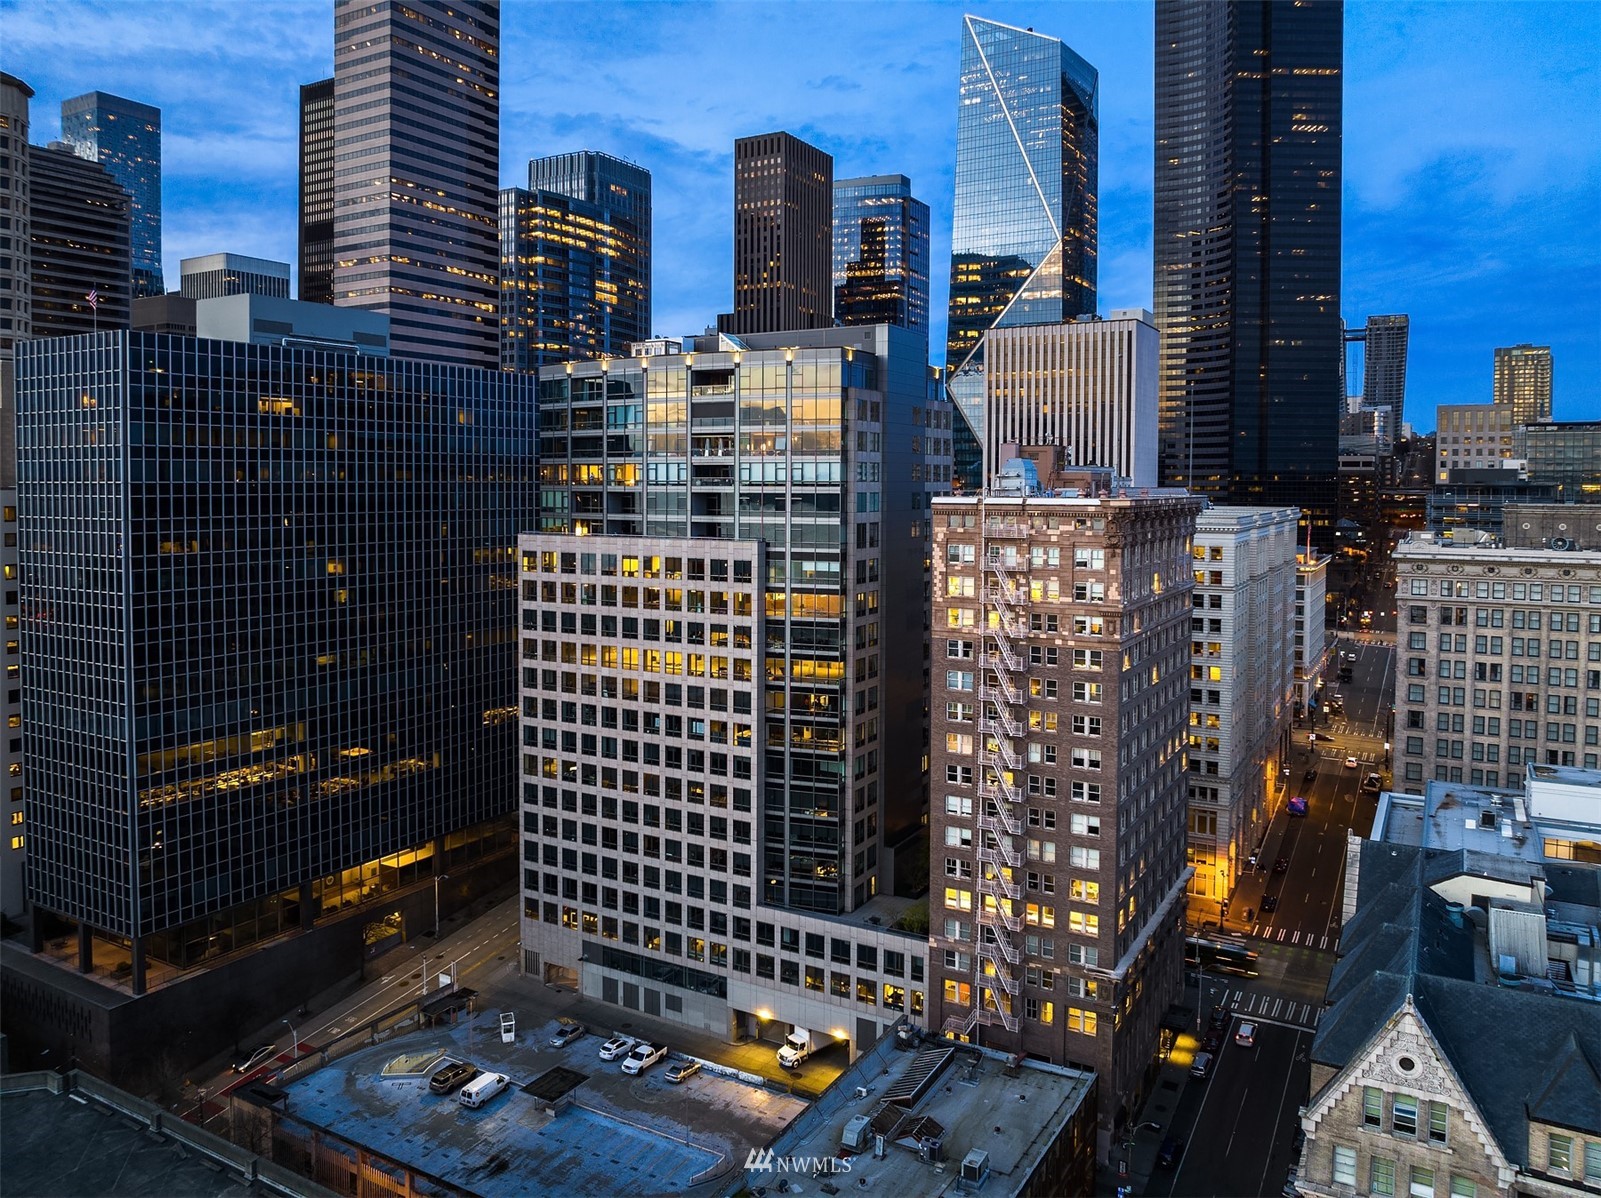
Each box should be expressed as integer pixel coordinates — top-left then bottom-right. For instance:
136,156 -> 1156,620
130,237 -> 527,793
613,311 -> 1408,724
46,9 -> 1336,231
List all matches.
458,1072 -> 510,1109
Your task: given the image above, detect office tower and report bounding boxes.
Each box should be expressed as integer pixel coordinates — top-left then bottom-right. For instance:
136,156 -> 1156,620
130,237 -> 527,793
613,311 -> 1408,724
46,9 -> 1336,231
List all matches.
298,78 -> 334,304
1154,0 -> 1344,538
516,323 -> 947,1046
1361,314 -> 1409,431
1391,536 -> 1601,791
1493,344 -> 1553,425
1517,421 -> 1601,504
1435,403 -> 1515,481
719,132 -> 833,335
0,74 -> 26,920
983,309 -> 1159,487
59,92 -> 161,299
332,0 -> 500,367
15,330 -> 536,1001
946,16 -> 1098,492
1187,507 -> 1298,913
1293,551 -> 1329,722
500,151 -> 651,371
28,143 -> 131,337
832,175 -> 929,336
179,253 -> 290,300
929,464 -> 1200,1161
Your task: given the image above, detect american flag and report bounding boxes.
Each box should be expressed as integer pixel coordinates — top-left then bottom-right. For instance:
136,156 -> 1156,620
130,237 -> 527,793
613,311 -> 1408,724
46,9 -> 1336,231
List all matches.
85,288 -> 98,311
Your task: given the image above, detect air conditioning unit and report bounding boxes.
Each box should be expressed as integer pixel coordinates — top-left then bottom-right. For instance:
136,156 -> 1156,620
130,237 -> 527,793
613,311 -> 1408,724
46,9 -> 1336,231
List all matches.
1551,537 -> 1575,551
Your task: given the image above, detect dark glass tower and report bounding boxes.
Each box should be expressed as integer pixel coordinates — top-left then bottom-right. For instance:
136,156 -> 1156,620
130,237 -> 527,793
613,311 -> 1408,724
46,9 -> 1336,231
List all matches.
28,143 -> 131,336
832,175 -> 930,336
720,132 -> 833,336
1154,0 -> 1344,538
16,332 -> 536,993
946,15 -> 1098,491
332,0 -> 500,367
298,78 -> 335,305
500,151 -> 651,371
59,91 -> 162,299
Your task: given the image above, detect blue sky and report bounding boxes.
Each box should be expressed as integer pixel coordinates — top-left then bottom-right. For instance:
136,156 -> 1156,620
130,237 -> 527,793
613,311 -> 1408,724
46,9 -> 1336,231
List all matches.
3,0 -> 1597,429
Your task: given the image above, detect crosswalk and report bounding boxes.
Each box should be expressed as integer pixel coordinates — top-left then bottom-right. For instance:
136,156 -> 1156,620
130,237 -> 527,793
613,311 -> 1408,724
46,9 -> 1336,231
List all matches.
1214,986 -> 1323,1030
1248,927 -> 1340,949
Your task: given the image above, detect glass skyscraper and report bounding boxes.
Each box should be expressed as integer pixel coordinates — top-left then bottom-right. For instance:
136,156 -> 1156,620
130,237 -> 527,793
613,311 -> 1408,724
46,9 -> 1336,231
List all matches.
297,78 -> 335,306
1153,0 -> 1344,538
832,175 -> 930,337
59,91 -> 163,299
16,332 -> 536,994
946,16 -> 1098,491
500,151 -> 652,371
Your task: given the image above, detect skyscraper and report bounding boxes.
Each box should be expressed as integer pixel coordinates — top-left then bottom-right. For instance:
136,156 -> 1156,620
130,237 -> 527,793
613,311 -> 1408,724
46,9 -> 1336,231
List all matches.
500,150 -> 651,371
179,253 -> 290,300
720,132 -> 833,336
1493,343 -> 1553,424
332,0 -> 500,367
59,91 -> 162,299
1153,0 -> 1344,538
16,329 -> 535,1002
946,16 -> 1099,491
1361,314 -> 1409,432
298,78 -> 335,305
0,73 -> 31,357
832,175 -> 929,336
28,143 -> 131,337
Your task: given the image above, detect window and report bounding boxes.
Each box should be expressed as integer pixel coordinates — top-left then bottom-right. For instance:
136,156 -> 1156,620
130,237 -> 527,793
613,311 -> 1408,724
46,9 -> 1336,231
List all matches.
1333,1146 -> 1357,1187
1363,1087 -> 1383,1127
1549,1134 -> 1573,1173
1392,1093 -> 1418,1136
1448,1178 -> 1474,1198
1428,1101 -> 1448,1144
1370,1158 -> 1396,1197
1067,1007 -> 1096,1034
1586,1143 -> 1601,1184
1409,1166 -> 1434,1198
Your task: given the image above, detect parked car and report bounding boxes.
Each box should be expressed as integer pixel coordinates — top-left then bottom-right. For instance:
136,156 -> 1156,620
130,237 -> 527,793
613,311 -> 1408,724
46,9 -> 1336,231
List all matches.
1302,767 -> 1318,783
1261,894 -> 1279,913
428,1061 -> 478,1095
598,1035 -> 636,1061
1344,755 -> 1359,769
1287,796 -> 1309,817
665,1059 -> 702,1084
231,1044 -> 276,1074
1362,772 -> 1383,793
1190,1052 -> 1214,1079
621,1042 -> 667,1075
549,1021 -> 586,1048
1273,857 -> 1288,874
1201,1031 -> 1223,1054
1157,1136 -> 1185,1169
1235,1021 -> 1258,1048
1208,1005 -> 1230,1033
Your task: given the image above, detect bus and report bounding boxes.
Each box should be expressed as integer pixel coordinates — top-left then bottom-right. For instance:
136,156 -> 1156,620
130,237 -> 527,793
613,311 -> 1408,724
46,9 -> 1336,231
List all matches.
1185,936 -> 1260,977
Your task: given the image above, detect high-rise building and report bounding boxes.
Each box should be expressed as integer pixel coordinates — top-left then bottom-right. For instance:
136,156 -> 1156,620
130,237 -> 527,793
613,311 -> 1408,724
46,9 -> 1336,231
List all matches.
1435,403 -> 1515,481
179,253 -> 290,300
1517,421 -> 1601,504
297,78 -> 334,305
15,329 -> 536,999
832,175 -> 929,337
28,143 -> 131,337
929,462 -> 1200,1161
332,0 -> 500,367
720,132 -> 833,336
1493,344 -> 1553,425
1153,0 -> 1344,539
1293,551 -> 1330,723
59,91 -> 162,299
946,16 -> 1098,491
1186,507 -> 1299,914
1391,536 -> 1601,792
0,74 -> 27,920
982,309 -> 1159,487
0,73 -> 32,357
1360,314 -> 1409,431
500,151 -> 651,371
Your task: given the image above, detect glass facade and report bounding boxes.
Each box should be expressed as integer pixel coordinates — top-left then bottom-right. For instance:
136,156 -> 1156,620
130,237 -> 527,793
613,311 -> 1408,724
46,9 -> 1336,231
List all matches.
297,78 -> 335,306
500,152 -> 651,371
946,15 -> 1098,490
1517,421 -> 1601,504
59,91 -> 163,299
832,175 -> 930,337
28,144 -> 131,337
16,332 -> 536,979
1154,0 -> 1344,540
1493,344 -> 1553,425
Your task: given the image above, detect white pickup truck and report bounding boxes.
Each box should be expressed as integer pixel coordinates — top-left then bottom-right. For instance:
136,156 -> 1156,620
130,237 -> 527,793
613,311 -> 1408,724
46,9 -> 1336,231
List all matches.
621,1042 -> 667,1075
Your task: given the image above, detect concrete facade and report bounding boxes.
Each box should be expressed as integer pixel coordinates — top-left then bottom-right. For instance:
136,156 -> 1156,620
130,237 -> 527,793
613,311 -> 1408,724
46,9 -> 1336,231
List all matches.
1436,403 -> 1515,482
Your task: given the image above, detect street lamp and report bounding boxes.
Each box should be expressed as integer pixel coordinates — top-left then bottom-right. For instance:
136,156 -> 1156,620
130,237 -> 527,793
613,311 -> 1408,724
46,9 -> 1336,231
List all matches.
282,1018 -> 298,1058
433,873 -> 450,938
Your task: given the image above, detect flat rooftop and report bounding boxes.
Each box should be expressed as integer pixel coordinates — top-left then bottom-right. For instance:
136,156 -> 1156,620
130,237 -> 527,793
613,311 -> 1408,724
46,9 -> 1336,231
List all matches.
274,1011 -> 804,1196
1372,783 -> 1543,860
739,1033 -> 1094,1196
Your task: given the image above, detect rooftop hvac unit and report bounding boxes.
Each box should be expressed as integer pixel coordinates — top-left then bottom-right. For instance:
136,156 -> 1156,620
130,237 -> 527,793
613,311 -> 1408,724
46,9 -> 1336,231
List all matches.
1551,537 -> 1575,551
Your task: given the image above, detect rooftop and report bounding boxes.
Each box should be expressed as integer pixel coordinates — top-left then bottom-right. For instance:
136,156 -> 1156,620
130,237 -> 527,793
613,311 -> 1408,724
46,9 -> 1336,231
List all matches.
732,1030 -> 1095,1197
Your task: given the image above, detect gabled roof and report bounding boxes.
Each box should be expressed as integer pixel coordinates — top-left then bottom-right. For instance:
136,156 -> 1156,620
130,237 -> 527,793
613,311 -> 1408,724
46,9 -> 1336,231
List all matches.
1523,1032 -> 1601,1136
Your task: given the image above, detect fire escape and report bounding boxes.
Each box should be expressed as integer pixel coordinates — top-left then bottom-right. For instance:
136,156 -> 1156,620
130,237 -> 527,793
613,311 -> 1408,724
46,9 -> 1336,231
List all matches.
944,513 -> 1028,1038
